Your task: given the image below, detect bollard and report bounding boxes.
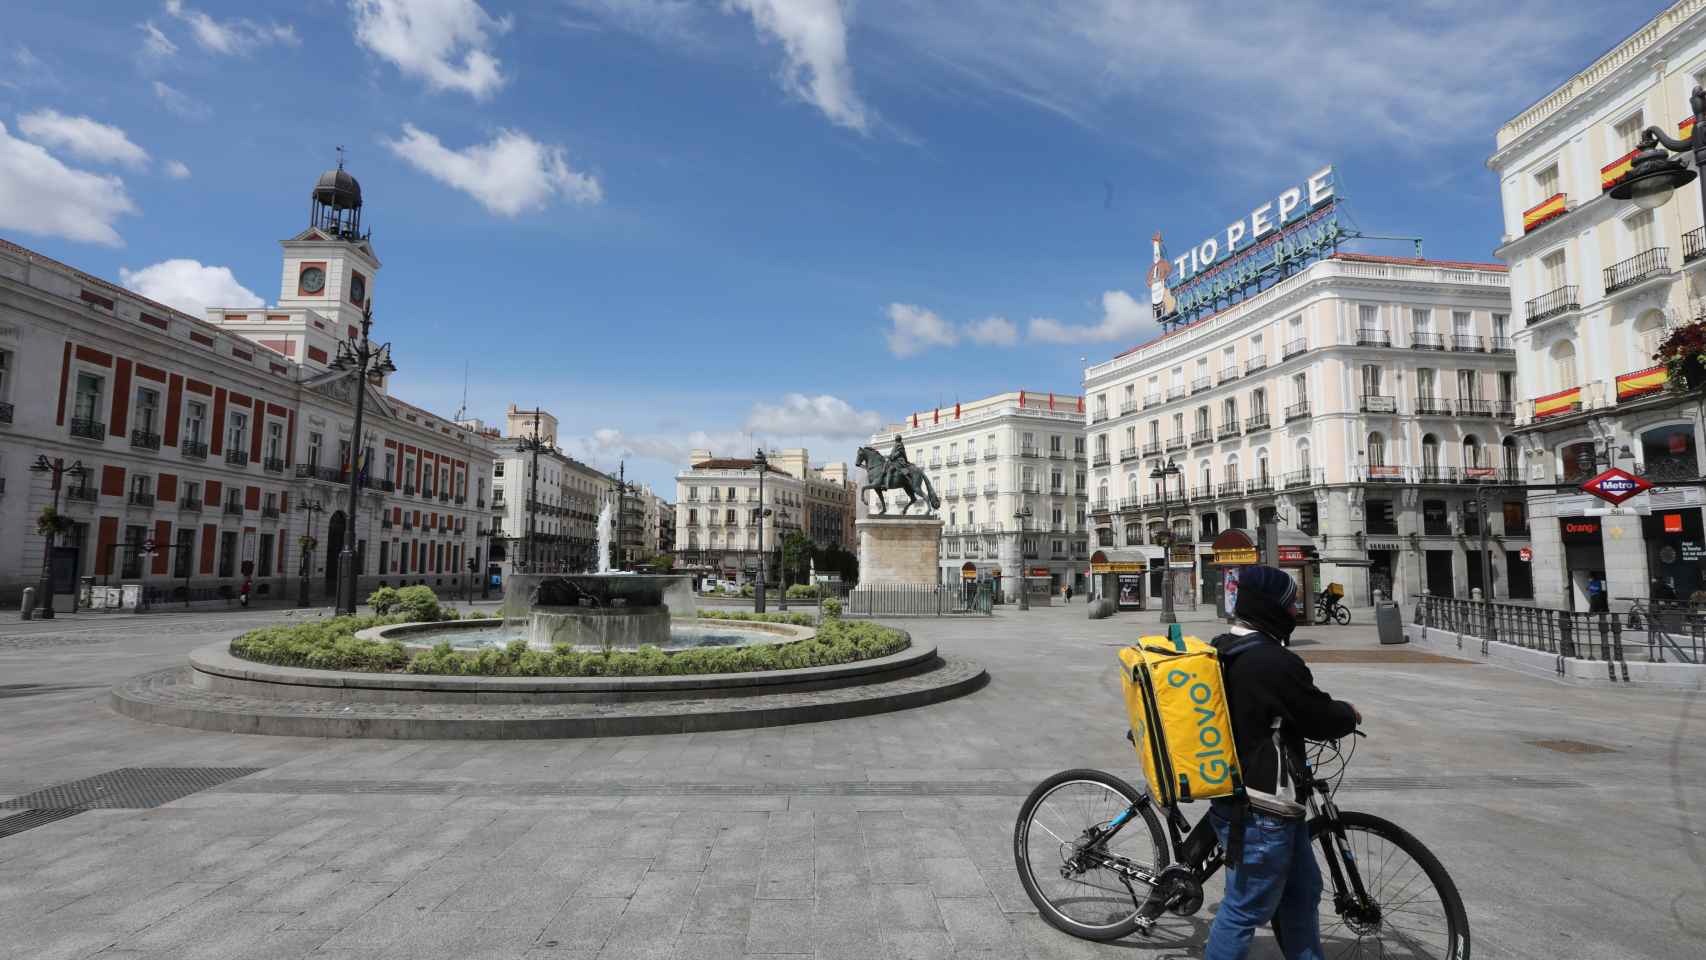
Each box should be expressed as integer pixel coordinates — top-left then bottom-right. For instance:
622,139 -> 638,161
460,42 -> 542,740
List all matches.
20,587 -> 35,620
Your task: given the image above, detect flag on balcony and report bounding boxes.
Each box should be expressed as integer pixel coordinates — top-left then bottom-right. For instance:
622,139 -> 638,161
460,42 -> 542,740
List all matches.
1616,364 -> 1668,400
1682,115 -> 1696,140
954,401 -> 960,419
933,407 -> 939,424
911,413 -> 918,428
1076,396 -> 1084,413
1601,149 -> 1638,192
1534,385 -> 1582,418
1523,193 -> 1567,233
1019,389 -> 1026,407
1048,392 -> 1055,410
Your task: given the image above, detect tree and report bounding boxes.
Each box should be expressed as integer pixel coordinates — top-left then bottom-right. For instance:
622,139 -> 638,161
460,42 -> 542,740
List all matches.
781,531 -> 813,588
649,553 -> 675,573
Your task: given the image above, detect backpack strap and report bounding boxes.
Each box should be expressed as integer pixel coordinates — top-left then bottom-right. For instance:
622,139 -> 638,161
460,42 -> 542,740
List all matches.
1215,635 -> 1264,870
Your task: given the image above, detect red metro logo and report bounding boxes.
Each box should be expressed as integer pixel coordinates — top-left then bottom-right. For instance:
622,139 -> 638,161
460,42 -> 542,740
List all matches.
1580,467 -> 1652,506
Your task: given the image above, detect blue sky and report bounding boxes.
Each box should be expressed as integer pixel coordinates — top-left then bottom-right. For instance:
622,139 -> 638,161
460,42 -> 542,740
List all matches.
0,0 -> 1667,493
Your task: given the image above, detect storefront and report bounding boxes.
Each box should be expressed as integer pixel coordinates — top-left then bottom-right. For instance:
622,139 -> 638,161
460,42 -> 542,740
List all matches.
1559,517 -> 1607,611
1641,507 -> 1706,601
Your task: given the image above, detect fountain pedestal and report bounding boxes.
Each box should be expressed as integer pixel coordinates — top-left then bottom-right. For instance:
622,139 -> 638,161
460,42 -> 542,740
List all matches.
501,572 -> 694,650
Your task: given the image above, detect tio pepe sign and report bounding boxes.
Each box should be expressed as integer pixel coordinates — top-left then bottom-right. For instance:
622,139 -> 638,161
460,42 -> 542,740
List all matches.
1167,166 -> 1336,285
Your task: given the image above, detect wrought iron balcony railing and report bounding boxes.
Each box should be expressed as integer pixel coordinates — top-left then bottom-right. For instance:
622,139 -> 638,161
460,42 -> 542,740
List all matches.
1410,332 -> 1444,350
1217,423 -> 1241,440
1165,435 -> 1187,451
1166,385 -> 1187,401
1281,468 -> 1323,489
1143,393 -> 1162,407
225,449 -> 249,466
1218,366 -> 1241,384
261,505 -> 281,519
1490,336 -> 1514,354
66,485 -> 98,502
1244,413 -> 1270,433
1525,284 -> 1580,325
1216,479 -> 1244,497
1191,428 -> 1213,446
1457,398 -> 1494,417
1141,440 -> 1162,456
1247,477 -> 1274,495
1452,334 -> 1484,352
1282,338 -> 1307,360
1191,376 -> 1213,394
1686,226 -> 1706,263
1355,328 -> 1391,347
1415,397 -> 1452,416
263,456 -> 285,473
1091,452 -> 1110,467
1284,400 -> 1311,422
130,429 -> 161,450
1245,355 -> 1268,374
1120,400 -> 1139,416
1603,246 -> 1670,294
223,500 -> 243,515
180,497 -> 202,511
1119,447 -> 1138,462
1418,466 -> 1456,483
69,417 -> 105,440
127,491 -> 155,507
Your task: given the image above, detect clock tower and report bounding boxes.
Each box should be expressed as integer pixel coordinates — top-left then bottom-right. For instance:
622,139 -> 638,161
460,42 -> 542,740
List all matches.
277,159 -> 381,334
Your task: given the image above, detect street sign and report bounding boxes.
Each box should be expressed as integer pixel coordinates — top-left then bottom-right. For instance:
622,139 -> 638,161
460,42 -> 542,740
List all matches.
1581,467 -> 1651,505
1518,547 -> 1532,562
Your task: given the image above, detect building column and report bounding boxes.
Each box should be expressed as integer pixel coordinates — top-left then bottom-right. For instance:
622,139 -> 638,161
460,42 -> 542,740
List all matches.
1601,513 -> 1649,607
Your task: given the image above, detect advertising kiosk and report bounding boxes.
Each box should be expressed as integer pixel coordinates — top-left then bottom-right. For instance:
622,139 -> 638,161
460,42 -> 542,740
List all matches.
1089,549 -> 1147,611
1210,527 -> 1321,624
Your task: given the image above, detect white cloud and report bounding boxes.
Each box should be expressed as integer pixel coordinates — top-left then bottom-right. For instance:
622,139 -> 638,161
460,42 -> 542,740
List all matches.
139,21 -> 178,58
884,302 -> 958,357
3,45 -> 60,92
164,159 -> 191,179
163,0 -> 298,56
383,123 -> 602,216
118,259 -> 262,317
724,0 -> 869,132
0,121 -> 137,247
963,315 -> 1018,347
1027,290 -> 1151,344
152,81 -> 211,120
351,0 -> 511,100
745,393 -> 883,439
17,110 -> 150,169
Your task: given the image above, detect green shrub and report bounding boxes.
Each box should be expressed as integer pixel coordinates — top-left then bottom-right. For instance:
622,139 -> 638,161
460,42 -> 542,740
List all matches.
394,585 -> 445,623
784,584 -> 819,599
739,583 -> 755,598
822,597 -> 843,620
366,586 -> 401,615
229,615 -> 907,678
697,610 -> 814,626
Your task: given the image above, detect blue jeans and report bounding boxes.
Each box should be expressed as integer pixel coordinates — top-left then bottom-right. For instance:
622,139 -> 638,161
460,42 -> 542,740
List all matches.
1205,801 -> 1324,960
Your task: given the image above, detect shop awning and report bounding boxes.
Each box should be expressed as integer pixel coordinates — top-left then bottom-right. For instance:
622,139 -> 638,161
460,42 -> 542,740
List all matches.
1089,548 -> 1147,574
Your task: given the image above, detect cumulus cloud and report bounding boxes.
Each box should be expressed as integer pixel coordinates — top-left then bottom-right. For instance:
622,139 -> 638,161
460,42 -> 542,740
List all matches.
724,0 -> 870,132
351,0 -> 511,100
745,393 -> 883,439
153,81 -> 211,120
118,259 -> 263,316
17,110 -> 150,169
164,159 -> 191,179
164,0 -> 298,55
139,21 -> 178,58
383,123 -> 602,216
963,315 -> 1018,346
0,121 -> 137,246
884,302 -> 958,357
572,392 -> 886,470
1027,290 -> 1151,344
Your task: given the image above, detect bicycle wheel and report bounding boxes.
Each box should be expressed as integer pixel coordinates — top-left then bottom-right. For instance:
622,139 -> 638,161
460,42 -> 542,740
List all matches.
1013,769 -> 1169,941
1311,810 -> 1470,959
1333,604 -> 1351,626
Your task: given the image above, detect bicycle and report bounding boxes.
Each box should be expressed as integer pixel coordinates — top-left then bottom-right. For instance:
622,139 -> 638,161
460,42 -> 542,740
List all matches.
1316,592 -> 1351,625
1014,732 -> 1469,957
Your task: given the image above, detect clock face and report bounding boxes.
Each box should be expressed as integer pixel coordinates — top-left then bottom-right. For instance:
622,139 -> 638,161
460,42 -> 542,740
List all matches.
299,266 -> 325,294
350,274 -> 366,305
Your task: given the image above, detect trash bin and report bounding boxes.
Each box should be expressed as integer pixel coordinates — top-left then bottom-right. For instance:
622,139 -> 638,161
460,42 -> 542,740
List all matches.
1376,601 -> 1406,645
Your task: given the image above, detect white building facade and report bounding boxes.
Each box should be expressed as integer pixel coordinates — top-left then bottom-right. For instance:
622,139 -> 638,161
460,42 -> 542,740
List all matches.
1491,0 -> 1706,609
490,405 -> 613,573
869,391 -> 1090,598
1083,253 -> 1526,606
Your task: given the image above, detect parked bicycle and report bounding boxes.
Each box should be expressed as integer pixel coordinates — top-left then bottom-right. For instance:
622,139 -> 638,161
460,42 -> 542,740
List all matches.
1316,583 -> 1351,625
1013,731 -> 1469,957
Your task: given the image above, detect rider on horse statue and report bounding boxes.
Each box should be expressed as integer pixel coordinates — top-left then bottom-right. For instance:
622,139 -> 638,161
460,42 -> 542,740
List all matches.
857,435 -> 941,515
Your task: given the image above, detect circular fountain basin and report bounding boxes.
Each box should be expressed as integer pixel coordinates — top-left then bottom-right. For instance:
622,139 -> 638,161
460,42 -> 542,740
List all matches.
357,616 -> 813,653
499,572 -> 701,650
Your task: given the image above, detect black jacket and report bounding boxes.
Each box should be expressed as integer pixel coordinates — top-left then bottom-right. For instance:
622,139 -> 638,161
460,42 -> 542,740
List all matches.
1212,631 -> 1358,798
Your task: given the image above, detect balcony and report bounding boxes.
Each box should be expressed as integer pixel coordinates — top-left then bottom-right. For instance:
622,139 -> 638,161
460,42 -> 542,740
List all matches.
1359,394 -> 1397,414
1091,409 -> 1109,424
403,484 -> 417,496
1525,284 -> 1580,325
1191,376 -> 1212,394
1020,445 -> 1039,458
944,453 -> 960,466
982,449 -> 998,461
1143,392 -> 1162,407
1091,499 -> 1111,514
1118,496 -> 1143,512
263,456 -> 285,473
225,449 -> 249,466
984,484 -> 998,496
126,491 -> 155,507
1451,334 -> 1484,352
1217,423 -> 1241,440
0,400 -> 10,423
180,440 -> 207,460
1490,337 -> 1514,354
1686,226 -> 1706,264
1166,385 -> 1187,401
1166,434 -> 1188,452
1191,428 -> 1213,446
1410,332 -> 1444,350
1357,465 -> 1406,484
1495,400 -> 1515,419
1091,452 -> 1110,467
1603,246 -> 1671,295
66,485 -> 97,503
439,492 -> 451,503
179,497 -> 202,511
130,429 -> 161,451
1457,399 -> 1494,417
1355,328 -> 1391,347
1282,338 -> 1307,361
1048,447 -> 1068,460
402,517 -> 415,530
223,501 -> 243,516
261,505 -> 281,519
1218,366 -> 1241,385
1415,397 -> 1452,416
1120,400 -> 1139,416
1020,481 -> 1041,495
1141,440 -> 1162,457
1245,355 -> 1268,374
1119,446 -> 1138,463
1284,400 -> 1310,422
927,459 -> 942,470
381,515 -> 394,529
1281,468 -> 1322,489
1216,479 -> 1244,498
1247,477 -> 1274,495
69,417 -> 105,441
1244,413 -> 1270,433
1418,466 -> 1457,483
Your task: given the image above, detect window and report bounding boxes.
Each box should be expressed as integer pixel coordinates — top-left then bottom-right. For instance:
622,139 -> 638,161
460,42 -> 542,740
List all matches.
226,411 -> 248,453
1124,425 -> 1136,448
307,431 -> 323,466
1221,397 -> 1237,424
1634,310 -> 1666,362
1452,311 -> 1472,339
1291,372 -> 1307,405
1361,364 -> 1383,396
1463,435 -> 1484,468
1412,308 -> 1432,335
1552,341 -> 1578,389
73,372 -> 103,422
1421,434 -> 1440,469
1199,463 -> 1212,491
1626,209 -> 1657,253
1250,388 -> 1266,416
1195,407 -> 1210,431
1417,368 -> 1436,399
1147,420 -> 1159,443
965,438 -> 976,460
1075,471 -> 1085,492
1358,304 -> 1381,330
1642,424 -> 1698,480
1503,499 -> 1528,535
1367,499 -> 1397,535
1050,434 -> 1062,453
1171,412 -> 1184,436
1614,111 -> 1646,154
173,528 -> 194,577
1367,432 -> 1387,466
1423,499 -> 1449,535
385,452 -> 397,482
1541,249 -> 1568,290
1457,369 -> 1480,401
1295,440 -> 1311,473
0,347 -> 9,401
1534,163 -> 1559,201
218,531 -> 238,578
1250,333 -> 1264,359
134,386 -> 160,435
1493,313 -> 1509,340
266,421 -> 284,460
1499,371 -> 1515,403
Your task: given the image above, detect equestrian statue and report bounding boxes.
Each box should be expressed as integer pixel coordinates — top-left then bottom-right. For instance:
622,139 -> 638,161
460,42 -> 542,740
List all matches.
856,436 -> 941,515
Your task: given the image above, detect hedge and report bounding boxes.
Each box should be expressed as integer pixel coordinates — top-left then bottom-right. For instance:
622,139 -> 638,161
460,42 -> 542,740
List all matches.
229,616 -> 906,678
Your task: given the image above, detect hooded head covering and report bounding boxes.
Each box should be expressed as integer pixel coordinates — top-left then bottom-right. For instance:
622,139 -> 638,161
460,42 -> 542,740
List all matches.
1234,564 -> 1297,641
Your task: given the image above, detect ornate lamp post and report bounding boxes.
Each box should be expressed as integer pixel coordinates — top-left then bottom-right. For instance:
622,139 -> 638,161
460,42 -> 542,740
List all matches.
515,410 -> 552,573
329,302 -> 396,615
29,456 -> 89,619
296,498 -> 324,607
1014,505 -> 1034,610
753,449 -> 772,612
1611,89 -> 1705,214
1151,457 -> 1183,625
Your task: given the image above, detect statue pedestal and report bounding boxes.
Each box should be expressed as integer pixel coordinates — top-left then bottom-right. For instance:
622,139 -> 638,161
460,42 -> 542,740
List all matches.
856,516 -> 943,586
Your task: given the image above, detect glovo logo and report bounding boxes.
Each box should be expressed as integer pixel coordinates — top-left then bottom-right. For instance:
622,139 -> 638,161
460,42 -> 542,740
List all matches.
1167,667 -> 1230,785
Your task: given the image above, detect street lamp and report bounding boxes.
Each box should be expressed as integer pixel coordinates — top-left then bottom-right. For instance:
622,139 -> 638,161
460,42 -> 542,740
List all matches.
1014,505 -> 1034,610
297,498 -> 325,607
1150,457 -> 1183,625
753,449 -> 772,612
1610,93 -> 1703,211
29,456 -> 89,619
328,301 -> 396,615
515,410 -> 553,573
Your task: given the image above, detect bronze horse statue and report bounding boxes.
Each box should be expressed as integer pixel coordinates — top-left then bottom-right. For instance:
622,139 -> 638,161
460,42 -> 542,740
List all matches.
856,445 -> 940,515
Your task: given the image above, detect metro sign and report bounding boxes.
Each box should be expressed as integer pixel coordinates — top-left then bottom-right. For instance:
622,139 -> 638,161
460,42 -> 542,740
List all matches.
1581,467 -> 1651,505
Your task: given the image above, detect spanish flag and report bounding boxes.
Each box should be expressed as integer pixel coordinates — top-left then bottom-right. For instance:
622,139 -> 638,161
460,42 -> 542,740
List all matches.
1534,386 -> 1582,418
1523,193 -> 1567,233
1682,115 -> 1696,140
1601,149 -> 1637,192
1616,364 -> 1668,401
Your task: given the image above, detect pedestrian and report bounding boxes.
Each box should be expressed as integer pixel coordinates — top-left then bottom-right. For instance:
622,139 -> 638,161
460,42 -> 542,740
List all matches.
239,577 -> 252,608
1206,565 -> 1361,960
1064,584 -> 1073,602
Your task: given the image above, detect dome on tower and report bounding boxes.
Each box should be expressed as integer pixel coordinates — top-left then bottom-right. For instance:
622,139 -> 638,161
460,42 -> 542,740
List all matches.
312,167 -> 362,210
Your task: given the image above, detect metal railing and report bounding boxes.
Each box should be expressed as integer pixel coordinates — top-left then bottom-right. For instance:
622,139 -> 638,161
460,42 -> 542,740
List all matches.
1490,337 -> 1514,354
1217,423 -> 1241,440
1451,334 -> 1484,352
1191,428 -> 1213,446
1685,226 -> 1706,263
261,505 -> 281,519
1415,397 -> 1452,416
1359,394 -> 1397,413
1219,366 -> 1241,384
1020,445 -> 1039,458
127,491 -> 155,507
182,440 -> 208,460
1284,400 -> 1310,422
263,456 -> 285,473
1191,376 -> 1213,394
1417,466 -> 1456,483
1091,452 -> 1109,467
1216,479 -> 1244,497
1120,401 -> 1139,416
1525,284 -> 1580,324
1281,468 -> 1323,489
1282,338 -> 1307,360
131,429 -> 161,450
1410,332 -> 1444,350
1417,595 -> 1701,671
1166,385 -> 1187,401
1356,328 -> 1391,347
1091,410 -> 1109,424
842,583 -> 992,617
1457,398 -> 1493,416
1165,435 -> 1186,451
225,449 -> 249,466
1244,412 -> 1270,432
1247,477 -> 1274,495
66,485 -> 97,502
1119,447 -> 1138,462
1141,440 -> 1162,456
983,449 -> 998,461
1603,246 -> 1669,293
70,417 -> 105,440
179,497 -> 202,511
223,500 -> 243,516
1245,355 -> 1268,373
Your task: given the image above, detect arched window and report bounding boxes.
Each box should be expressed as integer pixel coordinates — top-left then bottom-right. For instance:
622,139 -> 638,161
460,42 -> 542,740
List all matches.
1634,310 -> 1666,365
1367,432 -> 1387,466
1127,472 -> 1140,499
1502,437 -> 1519,473
1125,524 -> 1143,546
1199,461 -> 1213,494
1097,479 -> 1109,505
1561,440 -> 1598,483
1551,341 -> 1578,390
1225,454 -> 1241,483
1642,423 -> 1699,480
1255,447 -> 1270,481
1421,433 -> 1439,469
1463,434 -> 1484,468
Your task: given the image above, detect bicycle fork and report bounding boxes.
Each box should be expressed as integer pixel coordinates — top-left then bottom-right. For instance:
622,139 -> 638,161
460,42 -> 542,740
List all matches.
1311,794 -> 1382,933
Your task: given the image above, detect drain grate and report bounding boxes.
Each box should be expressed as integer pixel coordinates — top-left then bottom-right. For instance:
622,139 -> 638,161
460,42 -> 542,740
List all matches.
1528,739 -> 1618,755
0,767 -> 264,811
0,809 -> 83,839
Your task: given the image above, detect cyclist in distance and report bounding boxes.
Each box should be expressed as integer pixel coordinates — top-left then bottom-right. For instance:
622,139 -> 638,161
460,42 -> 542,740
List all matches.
1208,565 -> 1361,960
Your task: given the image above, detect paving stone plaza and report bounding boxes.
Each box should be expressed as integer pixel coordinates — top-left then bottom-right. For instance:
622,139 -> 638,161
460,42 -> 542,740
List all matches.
2,603 -> 1702,960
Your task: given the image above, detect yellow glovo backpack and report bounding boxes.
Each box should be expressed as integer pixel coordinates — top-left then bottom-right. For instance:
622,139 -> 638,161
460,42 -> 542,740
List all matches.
1119,625 -> 1244,807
